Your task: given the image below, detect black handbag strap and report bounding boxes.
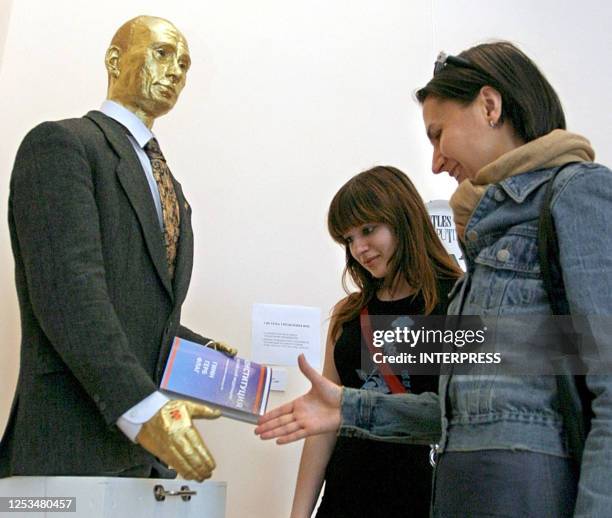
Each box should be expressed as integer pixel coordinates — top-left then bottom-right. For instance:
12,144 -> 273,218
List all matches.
538,165 -> 572,316
537,162 -> 594,464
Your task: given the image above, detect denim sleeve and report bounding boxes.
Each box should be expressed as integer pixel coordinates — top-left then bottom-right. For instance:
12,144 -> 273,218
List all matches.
339,387 -> 441,445
552,163 -> 612,517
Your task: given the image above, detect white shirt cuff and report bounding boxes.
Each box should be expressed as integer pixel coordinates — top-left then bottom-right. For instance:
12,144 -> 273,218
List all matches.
116,391 -> 169,443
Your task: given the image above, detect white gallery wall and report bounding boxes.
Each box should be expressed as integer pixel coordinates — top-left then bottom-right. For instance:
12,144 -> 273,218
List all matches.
0,1 -> 610,517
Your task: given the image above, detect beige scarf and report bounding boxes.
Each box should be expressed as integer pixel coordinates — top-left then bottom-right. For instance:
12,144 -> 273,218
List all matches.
450,129 -> 595,240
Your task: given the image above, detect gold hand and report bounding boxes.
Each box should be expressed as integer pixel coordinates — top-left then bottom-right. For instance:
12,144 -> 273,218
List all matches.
137,400 -> 220,482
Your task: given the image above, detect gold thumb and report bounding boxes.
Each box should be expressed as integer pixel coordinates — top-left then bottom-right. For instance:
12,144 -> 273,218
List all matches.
186,401 -> 221,420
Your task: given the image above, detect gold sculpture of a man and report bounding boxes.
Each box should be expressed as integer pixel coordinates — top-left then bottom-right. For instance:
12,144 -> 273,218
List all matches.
1,16 -> 233,482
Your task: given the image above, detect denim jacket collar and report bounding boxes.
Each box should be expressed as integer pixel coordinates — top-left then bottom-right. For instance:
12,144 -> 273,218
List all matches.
497,167 -> 555,204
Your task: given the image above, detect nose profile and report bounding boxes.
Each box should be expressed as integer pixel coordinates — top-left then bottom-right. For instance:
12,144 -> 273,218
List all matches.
432,148 -> 445,175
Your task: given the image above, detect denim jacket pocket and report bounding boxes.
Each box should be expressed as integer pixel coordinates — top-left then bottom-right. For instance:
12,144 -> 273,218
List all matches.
474,230 -> 540,276
471,231 -> 548,312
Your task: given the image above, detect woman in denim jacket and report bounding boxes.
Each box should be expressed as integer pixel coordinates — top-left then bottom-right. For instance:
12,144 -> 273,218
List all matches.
256,42 -> 612,517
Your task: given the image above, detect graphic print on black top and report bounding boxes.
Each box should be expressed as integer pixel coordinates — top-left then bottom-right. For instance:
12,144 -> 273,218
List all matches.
357,314 -> 422,394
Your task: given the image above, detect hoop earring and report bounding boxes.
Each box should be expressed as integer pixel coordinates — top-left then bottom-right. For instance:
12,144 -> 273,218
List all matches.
489,120 -> 498,128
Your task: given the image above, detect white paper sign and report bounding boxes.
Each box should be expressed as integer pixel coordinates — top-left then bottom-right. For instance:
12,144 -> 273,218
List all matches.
252,304 -> 321,367
426,199 -> 465,271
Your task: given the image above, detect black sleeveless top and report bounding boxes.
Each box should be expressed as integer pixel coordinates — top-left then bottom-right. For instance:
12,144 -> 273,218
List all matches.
315,278 -> 456,518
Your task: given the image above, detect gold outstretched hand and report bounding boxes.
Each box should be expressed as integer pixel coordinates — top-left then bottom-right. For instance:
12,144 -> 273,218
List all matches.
137,400 -> 220,482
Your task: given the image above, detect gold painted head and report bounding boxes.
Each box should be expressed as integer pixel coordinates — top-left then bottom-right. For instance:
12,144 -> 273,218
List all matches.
105,16 -> 191,128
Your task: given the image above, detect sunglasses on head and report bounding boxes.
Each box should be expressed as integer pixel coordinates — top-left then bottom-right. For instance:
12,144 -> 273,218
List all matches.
433,51 -> 479,76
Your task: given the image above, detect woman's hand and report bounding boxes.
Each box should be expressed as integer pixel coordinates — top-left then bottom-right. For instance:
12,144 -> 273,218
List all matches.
255,354 -> 342,444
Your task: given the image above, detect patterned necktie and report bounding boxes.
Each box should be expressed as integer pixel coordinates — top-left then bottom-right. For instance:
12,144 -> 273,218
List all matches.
144,138 -> 180,278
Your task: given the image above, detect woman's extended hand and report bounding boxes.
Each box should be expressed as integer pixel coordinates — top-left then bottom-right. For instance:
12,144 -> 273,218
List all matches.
254,354 -> 342,444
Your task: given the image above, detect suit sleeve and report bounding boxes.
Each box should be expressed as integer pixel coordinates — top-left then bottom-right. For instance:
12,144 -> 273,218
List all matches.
10,121 -> 158,425
177,325 -> 214,346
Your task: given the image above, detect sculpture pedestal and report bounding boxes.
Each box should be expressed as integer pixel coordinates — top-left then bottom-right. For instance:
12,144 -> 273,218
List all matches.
0,476 -> 226,517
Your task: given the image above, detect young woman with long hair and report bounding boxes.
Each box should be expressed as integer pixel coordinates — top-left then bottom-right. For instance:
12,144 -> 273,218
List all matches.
290,165 -> 461,518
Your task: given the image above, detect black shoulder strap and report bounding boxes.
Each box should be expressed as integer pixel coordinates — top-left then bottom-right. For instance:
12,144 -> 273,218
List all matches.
538,165 -> 572,315
537,162 -> 593,464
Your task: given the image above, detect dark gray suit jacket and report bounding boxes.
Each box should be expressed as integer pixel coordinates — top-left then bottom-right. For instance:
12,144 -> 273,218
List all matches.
0,110 -> 210,476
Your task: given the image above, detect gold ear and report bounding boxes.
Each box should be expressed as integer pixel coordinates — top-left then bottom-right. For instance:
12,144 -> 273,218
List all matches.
105,45 -> 121,78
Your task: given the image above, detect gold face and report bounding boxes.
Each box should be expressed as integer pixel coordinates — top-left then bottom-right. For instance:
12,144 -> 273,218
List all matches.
106,17 -> 191,127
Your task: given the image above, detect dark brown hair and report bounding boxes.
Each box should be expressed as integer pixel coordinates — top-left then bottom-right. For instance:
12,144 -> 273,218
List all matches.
328,166 -> 462,339
416,41 -> 566,142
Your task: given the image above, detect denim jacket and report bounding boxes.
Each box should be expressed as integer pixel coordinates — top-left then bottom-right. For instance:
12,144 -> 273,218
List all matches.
340,162 -> 612,516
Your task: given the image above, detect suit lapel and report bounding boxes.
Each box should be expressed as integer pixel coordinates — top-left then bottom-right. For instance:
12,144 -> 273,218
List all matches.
85,111 -> 174,301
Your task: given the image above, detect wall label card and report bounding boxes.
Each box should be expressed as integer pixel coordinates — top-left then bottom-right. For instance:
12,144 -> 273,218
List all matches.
252,303 -> 321,367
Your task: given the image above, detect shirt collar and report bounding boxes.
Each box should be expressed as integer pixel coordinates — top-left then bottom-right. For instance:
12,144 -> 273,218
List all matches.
100,100 -> 154,148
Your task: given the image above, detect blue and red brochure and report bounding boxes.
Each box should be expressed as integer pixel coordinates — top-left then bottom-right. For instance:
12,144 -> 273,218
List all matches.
160,337 -> 272,423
